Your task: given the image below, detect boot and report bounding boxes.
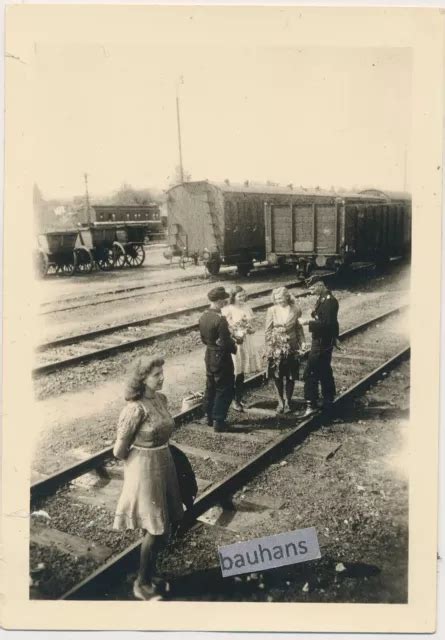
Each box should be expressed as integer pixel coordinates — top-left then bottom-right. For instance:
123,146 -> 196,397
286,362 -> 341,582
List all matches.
303,402 -> 317,417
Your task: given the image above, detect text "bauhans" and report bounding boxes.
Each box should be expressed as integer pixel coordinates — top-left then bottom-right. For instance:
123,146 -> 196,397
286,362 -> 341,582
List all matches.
218,527 -> 321,577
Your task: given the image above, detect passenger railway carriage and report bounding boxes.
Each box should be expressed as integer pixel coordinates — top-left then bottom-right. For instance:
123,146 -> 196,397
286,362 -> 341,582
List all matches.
90,204 -> 161,223
89,205 -> 164,242
166,181 -> 411,276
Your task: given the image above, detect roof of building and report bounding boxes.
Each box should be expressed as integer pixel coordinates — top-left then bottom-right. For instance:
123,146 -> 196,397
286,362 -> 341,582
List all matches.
92,204 -> 159,210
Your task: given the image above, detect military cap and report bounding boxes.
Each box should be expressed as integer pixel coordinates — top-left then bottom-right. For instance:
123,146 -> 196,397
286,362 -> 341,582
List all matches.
207,286 -> 230,302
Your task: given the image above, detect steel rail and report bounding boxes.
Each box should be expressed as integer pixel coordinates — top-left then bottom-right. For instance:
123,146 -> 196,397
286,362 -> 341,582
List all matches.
31,304 -> 407,502
39,278 -> 212,316
33,281 -> 315,377
37,280 -> 306,352
39,260 -> 306,315
34,262 -> 378,375
37,261 -> 376,351
60,342 -> 409,600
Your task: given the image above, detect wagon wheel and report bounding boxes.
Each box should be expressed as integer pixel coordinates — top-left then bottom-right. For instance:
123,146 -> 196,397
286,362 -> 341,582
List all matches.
97,248 -> 115,271
35,250 -> 49,278
125,244 -> 146,267
56,261 -> 76,276
206,259 -> 220,276
237,261 -> 253,277
112,242 -> 126,269
75,246 -> 93,274
179,251 -> 187,270
305,262 -> 314,278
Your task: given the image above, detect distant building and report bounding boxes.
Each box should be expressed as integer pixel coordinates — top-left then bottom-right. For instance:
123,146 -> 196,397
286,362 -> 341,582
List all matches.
54,205 -> 66,217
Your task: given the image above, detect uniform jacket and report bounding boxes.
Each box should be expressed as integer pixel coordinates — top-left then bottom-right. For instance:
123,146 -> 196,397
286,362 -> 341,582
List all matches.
308,291 -> 339,345
199,308 -> 237,373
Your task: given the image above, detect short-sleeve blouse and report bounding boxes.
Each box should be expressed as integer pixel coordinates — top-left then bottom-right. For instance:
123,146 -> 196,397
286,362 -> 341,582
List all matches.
113,390 -> 175,459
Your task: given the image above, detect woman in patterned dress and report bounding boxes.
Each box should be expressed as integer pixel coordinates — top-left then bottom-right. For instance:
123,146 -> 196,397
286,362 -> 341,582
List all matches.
113,355 -> 184,600
222,286 -> 263,411
265,287 -> 306,414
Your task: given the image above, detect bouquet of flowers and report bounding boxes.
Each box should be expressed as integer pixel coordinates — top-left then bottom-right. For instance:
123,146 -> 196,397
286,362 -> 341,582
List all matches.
265,325 -> 291,369
230,317 -> 251,344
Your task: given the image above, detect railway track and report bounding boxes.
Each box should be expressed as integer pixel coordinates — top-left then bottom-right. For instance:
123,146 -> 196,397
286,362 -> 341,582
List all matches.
30,305 -> 409,600
39,277 -> 210,316
34,264 -> 380,377
34,280 -> 315,377
39,260 -> 306,316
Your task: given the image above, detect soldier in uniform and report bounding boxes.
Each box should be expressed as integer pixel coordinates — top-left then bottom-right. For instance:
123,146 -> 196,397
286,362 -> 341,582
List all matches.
199,287 -> 237,432
300,279 -> 339,416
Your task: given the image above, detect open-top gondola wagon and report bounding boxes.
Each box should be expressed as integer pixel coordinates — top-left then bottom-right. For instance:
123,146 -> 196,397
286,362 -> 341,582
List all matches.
36,230 -> 80,277
115,222 -> 146,267
78,224 -> 123,271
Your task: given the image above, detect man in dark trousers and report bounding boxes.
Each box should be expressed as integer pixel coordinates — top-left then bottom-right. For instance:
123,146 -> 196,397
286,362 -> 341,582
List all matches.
199,286 -> 237,432
301,278 -> 339,416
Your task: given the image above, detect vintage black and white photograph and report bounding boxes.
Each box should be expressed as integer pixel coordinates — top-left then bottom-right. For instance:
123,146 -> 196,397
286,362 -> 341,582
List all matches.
2,5 -> 443,633
29,41 -> 413,603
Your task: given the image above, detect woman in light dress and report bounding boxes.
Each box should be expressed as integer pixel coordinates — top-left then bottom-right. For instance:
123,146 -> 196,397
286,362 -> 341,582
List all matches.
222,285 -> 263,411
113,355 -> 184,600
265,287 -> 306,414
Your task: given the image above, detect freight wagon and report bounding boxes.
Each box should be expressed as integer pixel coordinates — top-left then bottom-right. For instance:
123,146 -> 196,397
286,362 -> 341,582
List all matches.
265,189 -> 411,276
165,181 -> 314,275
166,181 -> 411,277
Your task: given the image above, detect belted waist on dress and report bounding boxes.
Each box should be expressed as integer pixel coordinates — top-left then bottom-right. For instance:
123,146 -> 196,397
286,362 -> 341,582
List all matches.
132,443 -> 169,451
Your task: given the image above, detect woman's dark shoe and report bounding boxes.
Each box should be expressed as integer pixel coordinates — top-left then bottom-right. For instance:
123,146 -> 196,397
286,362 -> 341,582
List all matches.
151,576 -> 170,596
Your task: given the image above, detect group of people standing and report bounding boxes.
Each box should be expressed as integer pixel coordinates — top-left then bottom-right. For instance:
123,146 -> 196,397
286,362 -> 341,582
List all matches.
199,279 -> 340,430
110,277 -> 339,600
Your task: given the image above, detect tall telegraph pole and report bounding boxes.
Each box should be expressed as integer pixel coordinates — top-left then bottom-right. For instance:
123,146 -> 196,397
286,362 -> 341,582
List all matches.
84,173 -> 91,224
176,79 -> 184,183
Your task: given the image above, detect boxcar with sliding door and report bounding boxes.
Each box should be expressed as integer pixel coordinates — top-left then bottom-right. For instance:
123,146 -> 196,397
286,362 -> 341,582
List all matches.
166,181 -> 309,275
265,189 -> 411,276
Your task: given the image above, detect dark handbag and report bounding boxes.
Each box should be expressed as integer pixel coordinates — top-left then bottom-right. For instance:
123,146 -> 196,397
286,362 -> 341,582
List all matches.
169,443 -> 198,510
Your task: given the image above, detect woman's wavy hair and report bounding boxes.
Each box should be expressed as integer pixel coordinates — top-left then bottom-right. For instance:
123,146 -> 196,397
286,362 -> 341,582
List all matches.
271,286 -> 295,305
124,355 -> 165,401
229,285 -> 247,305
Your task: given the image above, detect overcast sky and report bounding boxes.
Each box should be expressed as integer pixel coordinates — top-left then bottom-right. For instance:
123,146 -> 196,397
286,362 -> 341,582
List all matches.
32,44 -> 412,199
